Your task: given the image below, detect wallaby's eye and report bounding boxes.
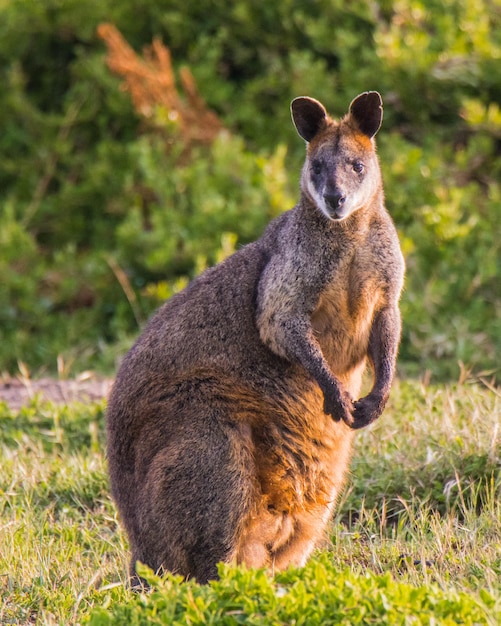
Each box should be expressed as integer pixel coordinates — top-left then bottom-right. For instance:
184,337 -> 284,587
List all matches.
311,160 -> 323,176
353,161 -> 364,174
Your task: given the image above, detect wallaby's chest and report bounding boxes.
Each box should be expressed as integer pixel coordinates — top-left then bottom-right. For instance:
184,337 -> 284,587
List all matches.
311,246 -> 385,372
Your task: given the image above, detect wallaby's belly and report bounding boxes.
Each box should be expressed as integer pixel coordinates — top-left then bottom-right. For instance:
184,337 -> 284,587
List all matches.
233,392 -> 355,569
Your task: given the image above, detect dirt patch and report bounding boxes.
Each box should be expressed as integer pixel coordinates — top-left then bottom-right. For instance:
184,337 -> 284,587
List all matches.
0,375 -> 113,412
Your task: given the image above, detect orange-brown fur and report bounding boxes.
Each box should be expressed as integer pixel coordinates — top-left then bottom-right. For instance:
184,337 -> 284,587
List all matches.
106,91 -> 404,585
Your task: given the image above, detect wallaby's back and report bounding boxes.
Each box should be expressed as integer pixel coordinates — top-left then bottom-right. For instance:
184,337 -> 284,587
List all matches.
106,91 -> 404,584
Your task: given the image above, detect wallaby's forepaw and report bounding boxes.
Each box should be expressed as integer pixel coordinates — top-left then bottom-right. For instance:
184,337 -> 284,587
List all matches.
349,394 -> 385,430
322,381 -> 354,425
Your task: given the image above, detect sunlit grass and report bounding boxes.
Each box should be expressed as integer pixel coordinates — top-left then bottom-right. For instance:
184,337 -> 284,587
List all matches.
0,401 -> 129,625
0,379 -> 499,624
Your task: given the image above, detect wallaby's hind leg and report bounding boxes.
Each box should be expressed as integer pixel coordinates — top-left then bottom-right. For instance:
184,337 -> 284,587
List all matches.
130,408 -> 255,584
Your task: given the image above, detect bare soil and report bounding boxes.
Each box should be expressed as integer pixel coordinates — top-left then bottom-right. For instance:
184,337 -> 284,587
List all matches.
0,375 -> 113,411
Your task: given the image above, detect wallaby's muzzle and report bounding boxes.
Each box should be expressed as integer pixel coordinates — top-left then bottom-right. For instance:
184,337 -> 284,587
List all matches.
323,190 -> 348,220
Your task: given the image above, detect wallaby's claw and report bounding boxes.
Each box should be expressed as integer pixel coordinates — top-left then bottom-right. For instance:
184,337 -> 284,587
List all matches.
347,395 -> 385,430
322,385 -> 354,425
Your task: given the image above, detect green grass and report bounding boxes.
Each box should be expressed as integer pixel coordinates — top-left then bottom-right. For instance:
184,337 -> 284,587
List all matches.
0,380 -> 499,624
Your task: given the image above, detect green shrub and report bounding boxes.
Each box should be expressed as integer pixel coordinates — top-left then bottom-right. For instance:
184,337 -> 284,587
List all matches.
86,556 -> 499,625
115,133 -> 292,285
380,130 -> 501,376
0,0 -> 500,377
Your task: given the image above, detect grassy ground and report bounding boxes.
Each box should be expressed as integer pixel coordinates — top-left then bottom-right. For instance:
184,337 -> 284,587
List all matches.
0,379 -> 499,624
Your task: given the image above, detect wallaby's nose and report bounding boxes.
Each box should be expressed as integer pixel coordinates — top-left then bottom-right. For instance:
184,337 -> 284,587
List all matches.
323,192 -> 346,211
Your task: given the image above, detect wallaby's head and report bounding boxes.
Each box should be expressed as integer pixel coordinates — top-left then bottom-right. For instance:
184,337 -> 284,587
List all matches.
291,91 -> 383,221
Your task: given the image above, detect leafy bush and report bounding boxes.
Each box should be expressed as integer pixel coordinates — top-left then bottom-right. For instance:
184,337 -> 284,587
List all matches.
0,0 -> 500,378
86,557 -> 499,625
380,130 -> 501,376
115,134 -> 291,288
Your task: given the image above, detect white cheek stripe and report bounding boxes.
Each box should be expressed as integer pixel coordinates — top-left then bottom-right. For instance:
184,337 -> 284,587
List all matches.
305,172 -> 331,219
342,188 -> 365,217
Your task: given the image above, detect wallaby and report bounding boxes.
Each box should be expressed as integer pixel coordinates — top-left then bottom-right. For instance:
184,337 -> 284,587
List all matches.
106,91 -> 405,585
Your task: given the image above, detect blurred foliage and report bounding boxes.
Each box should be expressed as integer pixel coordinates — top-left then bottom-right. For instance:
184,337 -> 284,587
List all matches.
0,0 -> 499,378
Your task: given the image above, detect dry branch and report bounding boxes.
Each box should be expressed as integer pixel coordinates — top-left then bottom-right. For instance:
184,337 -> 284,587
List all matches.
97,23 -> 223,148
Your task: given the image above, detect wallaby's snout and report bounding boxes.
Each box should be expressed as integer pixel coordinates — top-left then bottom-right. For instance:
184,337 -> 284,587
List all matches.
323,190 -> 346,210
323,189 -> 347,220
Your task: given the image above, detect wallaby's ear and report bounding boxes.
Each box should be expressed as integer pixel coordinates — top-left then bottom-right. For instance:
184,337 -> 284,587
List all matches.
349,91 -> 383,138
291,97 -> 327,142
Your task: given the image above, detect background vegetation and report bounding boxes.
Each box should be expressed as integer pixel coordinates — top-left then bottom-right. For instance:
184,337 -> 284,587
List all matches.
1,0 -> 500,380
1,381 -> 499,624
